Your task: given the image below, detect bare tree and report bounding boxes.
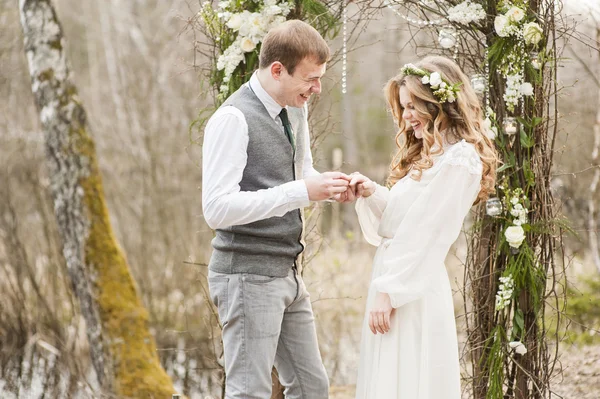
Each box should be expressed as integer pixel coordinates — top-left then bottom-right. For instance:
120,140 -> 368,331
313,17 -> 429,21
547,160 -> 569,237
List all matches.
18,0 -> 179,396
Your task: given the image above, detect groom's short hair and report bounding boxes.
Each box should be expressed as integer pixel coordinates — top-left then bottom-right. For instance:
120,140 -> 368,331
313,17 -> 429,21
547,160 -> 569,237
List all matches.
259,20 -> 330,75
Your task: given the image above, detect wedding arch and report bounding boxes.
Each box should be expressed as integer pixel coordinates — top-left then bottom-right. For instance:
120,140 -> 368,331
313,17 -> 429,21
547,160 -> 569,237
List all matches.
193,1 -> 565,397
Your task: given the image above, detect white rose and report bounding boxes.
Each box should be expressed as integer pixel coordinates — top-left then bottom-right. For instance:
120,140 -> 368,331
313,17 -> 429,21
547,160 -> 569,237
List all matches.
422,76 -> 430,84
508,341 -> 528,355
429,72 -> 443,88
505,225 -> 525,248
520,82 -> 534,96
226,13 -> 243,30
240,37 -> 256,53
494,15 -> 510,37
506,6 -> 525,22
523,22 -> 543,45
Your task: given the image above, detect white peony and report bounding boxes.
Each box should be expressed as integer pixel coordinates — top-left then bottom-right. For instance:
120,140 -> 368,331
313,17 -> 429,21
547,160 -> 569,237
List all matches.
523,22 -> 543,45
508,341 -> 528,355
429,72 -> 443,88
520,82 -> 534,96
506,6 -> 525,22
240,37 -> 256,52
494,15 -> 510,37
227,13 -> 243,30
505,225 -> 525,249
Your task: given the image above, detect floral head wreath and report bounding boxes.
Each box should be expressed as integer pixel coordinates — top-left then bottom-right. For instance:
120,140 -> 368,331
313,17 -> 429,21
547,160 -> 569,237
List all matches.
400,63 -> 461,104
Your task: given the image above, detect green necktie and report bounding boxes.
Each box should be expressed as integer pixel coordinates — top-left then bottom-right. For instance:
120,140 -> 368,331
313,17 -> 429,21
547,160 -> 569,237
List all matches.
278,108 -> 296,152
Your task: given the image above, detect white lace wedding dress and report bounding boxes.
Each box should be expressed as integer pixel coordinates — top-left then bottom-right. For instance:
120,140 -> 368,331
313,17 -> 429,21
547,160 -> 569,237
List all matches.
354,139 -> 483,399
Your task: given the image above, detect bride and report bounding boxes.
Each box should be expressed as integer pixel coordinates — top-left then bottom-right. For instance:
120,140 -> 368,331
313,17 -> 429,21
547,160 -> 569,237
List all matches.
347,56 -> 498,399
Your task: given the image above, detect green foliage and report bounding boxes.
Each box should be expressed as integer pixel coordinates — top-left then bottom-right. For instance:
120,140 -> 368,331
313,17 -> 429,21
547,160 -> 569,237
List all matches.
485,325 -> 506,399
488,37 -> 512,74
299,0 -> 340,39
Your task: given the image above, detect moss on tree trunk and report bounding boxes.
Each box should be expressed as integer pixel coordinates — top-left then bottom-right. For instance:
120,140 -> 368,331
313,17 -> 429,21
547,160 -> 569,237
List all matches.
19,0 -> 182,396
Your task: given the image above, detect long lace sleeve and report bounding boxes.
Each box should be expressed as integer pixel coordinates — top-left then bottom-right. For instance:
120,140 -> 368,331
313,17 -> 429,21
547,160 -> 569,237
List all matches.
371,142 -> 482,308
355,184 -> 390,246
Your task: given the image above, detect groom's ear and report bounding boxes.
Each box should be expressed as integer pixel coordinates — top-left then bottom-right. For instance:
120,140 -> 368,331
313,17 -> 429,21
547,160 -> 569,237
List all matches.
270,62 -> 284,81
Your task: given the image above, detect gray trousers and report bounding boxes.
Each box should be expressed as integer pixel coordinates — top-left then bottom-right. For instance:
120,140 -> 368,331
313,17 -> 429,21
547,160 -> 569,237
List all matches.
208,268 -> 329,399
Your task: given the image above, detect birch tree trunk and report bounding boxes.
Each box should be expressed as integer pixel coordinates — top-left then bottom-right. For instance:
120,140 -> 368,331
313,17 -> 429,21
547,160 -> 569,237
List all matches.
19,0 -> 179,396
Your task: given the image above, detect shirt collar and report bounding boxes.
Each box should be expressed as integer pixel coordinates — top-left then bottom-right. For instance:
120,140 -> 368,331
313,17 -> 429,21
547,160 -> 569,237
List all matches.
249,72 -> 285,121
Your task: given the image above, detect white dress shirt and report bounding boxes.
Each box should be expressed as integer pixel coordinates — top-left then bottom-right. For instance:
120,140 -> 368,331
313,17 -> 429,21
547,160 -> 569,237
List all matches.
202,72 -> 320,230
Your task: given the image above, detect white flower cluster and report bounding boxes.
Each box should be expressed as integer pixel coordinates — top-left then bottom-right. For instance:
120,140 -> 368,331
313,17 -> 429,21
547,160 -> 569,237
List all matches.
494,4 -> 543,45
503,187 -> 528,249
401,64 -> 460,103
210,0 -> 291,96
503,73 -> 533,111
495,274 -> 514,311
510,198 -> 528,226
492,3 -> 542,111
447,1 -> 486,25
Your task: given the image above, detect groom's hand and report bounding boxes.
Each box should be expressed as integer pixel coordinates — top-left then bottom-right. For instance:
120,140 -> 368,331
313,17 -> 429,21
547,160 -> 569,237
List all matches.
334,185 -> 357,203
334,172 -> 376,203
305,172 -> 351,201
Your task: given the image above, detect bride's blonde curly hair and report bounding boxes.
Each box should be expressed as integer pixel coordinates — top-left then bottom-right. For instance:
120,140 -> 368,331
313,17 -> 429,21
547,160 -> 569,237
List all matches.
385,56 -> 498,204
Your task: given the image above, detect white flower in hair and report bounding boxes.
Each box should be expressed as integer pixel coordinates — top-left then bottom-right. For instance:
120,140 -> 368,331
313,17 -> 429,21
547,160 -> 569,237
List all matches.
429,72 -> 443,88
401,64 -> 461,104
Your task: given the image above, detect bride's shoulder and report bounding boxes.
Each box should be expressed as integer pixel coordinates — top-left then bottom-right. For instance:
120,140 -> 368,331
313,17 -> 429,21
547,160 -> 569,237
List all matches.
441,139 -> 482,175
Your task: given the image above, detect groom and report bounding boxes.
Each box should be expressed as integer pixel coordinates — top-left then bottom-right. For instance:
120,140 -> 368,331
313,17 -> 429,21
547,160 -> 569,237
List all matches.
202,20 -> 350,398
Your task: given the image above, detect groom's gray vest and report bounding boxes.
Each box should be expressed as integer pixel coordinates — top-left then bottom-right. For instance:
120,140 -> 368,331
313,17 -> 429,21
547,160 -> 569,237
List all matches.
208,84 -> 307,277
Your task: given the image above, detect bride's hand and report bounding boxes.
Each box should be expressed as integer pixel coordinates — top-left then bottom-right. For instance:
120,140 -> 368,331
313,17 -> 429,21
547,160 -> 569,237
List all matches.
349,173 -> 376,198
369,292 -> 393,335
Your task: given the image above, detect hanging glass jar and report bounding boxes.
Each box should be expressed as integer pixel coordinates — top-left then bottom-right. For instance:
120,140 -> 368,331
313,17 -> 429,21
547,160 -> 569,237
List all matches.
486,197 -> 503,217
503,117 -> 518,135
